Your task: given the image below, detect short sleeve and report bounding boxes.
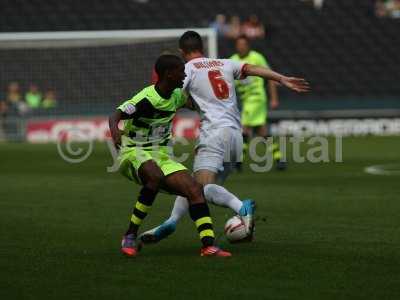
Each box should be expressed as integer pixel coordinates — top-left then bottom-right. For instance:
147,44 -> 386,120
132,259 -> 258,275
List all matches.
117,88 -> 149,115
117,100 -> 136,115
230,59 -> 246,80
174,89 -> 189,108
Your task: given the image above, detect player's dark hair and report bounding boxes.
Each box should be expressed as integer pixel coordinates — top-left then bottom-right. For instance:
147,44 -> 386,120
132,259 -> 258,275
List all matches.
179,31 -> 204,53
236,34 -> 250,43
154,54 -> 183,79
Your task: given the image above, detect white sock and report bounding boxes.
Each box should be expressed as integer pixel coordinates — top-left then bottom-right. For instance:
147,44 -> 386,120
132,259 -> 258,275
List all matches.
165,196 -> 189,224
165,184 -> 243,224
203,184 -> 242,214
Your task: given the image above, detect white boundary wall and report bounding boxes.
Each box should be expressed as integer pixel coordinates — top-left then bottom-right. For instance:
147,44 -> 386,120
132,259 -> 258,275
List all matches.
0,28 -> 218,57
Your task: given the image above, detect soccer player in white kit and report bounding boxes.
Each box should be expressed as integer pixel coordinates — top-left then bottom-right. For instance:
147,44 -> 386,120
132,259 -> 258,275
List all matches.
139,31 -> 309,244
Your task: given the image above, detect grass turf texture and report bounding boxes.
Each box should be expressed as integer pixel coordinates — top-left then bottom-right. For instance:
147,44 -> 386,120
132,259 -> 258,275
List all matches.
1,136 -> 399,300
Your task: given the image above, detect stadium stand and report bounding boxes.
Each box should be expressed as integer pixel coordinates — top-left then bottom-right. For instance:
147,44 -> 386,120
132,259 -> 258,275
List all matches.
0,0 -> 399,113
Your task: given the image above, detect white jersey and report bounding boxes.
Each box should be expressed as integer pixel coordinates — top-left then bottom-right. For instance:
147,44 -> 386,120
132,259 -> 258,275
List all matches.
183,57 -> 246,131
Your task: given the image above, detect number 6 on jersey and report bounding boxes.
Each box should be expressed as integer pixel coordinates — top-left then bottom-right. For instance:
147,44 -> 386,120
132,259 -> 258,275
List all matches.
208,69 -> 229,100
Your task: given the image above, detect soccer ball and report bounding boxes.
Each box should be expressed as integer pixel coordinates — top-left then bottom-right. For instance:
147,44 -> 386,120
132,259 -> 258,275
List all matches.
224,215 -> 248,243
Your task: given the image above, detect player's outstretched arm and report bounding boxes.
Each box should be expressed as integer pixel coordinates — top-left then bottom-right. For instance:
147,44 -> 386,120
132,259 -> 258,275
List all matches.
109,110 -> 131,149
109,110 -> 123,149
243,64 -> 310,93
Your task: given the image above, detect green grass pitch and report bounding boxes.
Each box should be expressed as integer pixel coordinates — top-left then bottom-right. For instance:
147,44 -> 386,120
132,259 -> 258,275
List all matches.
1,136 -> 399,299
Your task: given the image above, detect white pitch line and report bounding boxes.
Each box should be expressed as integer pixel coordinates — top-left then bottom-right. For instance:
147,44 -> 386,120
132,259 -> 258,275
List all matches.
364,164 -> 400,176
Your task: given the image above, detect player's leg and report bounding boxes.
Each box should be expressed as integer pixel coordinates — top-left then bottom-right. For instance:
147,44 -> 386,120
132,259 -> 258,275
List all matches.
142,169 -> 242,238
256,123 -> 268,137
126,160 -> 163,236
151,169 -> 216,230
193,169 -> 250,214
182,128 -> 249,220
163,170 -> 231,256
138,194 -> 187,244
239,100 -> 256,172
164,129 -> 244,223
140,128 -> 254,245
121,159 -> 163,257
242,125 -> 252,155
255,123 -> 286,170
139,183 -> 254,244
236,125 -> 252,172
194,174 -> 255,237
241,100 -> 253,154
255,123 -> 280,162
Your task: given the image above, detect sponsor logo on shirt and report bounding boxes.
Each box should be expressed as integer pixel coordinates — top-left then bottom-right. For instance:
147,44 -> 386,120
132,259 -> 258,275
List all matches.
123,103 -> 136,115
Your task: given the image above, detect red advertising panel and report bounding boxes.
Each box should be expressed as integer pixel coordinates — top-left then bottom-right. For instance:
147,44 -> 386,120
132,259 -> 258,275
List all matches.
26,115 -> 200,143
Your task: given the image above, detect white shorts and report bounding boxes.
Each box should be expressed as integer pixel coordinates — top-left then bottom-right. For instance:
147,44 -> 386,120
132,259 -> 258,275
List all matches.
193,127 -> 243,175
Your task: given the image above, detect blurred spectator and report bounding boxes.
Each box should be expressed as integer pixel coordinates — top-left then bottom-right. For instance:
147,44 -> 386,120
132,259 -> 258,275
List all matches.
226,15 -> 242,39
376,0 -> 400,18
0,97 -> 7,141
6,82 -> 28,115
42,89 -> 57,109
25,83 -> 42,109
301,0 -> 324,10
6,82 -> 22,105
209,14 -> 230,37
241,15 -> 265,40
0,96 -> 8,115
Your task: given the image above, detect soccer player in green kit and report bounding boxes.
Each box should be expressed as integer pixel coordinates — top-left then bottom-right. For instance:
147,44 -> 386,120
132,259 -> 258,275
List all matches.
109,54 -> 231,257
231,35 -> 286,170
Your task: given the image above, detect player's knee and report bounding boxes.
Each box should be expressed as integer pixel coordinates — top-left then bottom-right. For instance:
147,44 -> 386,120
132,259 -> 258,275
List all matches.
186,182 -> 205,204
143,174 -> 163,192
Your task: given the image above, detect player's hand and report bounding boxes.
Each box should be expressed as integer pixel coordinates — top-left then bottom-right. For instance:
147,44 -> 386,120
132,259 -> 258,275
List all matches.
270,99 -> 279,110
111,130 -> 122,150
280,77 -> 310,93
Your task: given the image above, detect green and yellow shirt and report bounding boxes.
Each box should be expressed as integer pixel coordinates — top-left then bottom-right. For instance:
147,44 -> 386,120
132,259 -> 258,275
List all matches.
117,85 -> 186,148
